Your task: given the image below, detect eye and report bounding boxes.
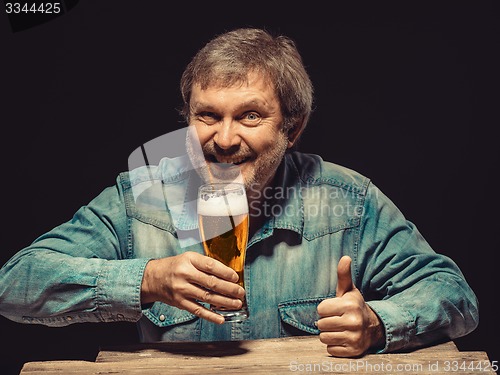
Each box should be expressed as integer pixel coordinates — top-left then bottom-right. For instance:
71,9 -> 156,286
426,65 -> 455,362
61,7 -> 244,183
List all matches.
196,111 -> 219,125
241,112 -> 261,126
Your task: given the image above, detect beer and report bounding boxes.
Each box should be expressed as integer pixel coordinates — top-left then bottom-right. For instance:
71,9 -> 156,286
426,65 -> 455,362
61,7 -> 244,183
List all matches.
198,214 -> 249,288
197,183 -> 249,321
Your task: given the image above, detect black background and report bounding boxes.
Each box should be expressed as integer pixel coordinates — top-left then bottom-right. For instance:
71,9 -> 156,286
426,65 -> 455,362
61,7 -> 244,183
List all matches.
1,2 -> 499,374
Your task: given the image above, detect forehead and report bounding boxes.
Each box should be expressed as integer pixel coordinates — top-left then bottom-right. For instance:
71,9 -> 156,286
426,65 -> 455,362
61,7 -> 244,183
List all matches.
191,71 -> 278,104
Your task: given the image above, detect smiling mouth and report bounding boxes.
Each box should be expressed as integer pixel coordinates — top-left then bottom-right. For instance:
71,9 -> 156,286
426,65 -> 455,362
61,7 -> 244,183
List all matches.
207,155 -> 250,166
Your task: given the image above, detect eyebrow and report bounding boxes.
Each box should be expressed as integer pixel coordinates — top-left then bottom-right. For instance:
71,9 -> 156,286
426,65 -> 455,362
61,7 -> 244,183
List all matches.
190,99 -> 269,113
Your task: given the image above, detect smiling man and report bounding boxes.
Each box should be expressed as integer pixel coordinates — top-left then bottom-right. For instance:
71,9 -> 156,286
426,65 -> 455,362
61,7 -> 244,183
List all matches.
0,28 -> 478,357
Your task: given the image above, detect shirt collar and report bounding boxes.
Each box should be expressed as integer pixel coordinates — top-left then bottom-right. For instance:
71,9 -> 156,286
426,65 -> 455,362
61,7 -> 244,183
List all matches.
262,154 -> 304,236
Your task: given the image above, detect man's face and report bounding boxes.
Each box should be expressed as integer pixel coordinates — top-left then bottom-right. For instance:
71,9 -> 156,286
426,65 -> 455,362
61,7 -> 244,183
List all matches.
188,72 -> 289,196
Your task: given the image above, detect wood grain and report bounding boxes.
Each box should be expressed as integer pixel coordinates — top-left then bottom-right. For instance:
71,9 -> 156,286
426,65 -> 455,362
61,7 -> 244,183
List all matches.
21,336 -> 494,374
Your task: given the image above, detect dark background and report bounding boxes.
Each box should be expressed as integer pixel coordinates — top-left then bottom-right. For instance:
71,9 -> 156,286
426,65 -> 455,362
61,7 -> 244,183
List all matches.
1,1 -> 498,374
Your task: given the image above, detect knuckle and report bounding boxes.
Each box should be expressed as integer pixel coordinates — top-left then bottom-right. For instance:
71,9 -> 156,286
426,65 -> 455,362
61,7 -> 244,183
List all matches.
347,332 -> 359,344
348,314 -> 363,328
204,257 -> 216,271
176,263 -> 191,278
201,290 -> 212,302
174,283 -> 190,299
191,304 -> 204,317
344,299 -> 359,311
206,275 -> 218,290
177,252 -> 189,263
183,251 -> 196,259
181,251 -> 199,266
233,284 -> 244,298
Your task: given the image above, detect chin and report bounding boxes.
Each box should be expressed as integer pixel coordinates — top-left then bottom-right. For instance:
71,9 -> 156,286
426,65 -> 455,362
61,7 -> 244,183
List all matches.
206,162 -> 246,185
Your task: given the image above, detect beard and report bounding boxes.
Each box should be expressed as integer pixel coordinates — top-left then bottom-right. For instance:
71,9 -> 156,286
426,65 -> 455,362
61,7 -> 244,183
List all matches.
186,127 -> 289,194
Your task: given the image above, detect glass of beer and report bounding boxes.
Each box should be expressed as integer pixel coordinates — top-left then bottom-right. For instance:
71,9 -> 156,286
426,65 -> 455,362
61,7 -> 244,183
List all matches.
197,182 -> 249,322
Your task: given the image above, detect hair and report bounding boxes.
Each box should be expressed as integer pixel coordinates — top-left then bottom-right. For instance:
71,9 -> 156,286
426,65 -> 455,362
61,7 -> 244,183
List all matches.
180,28 -> 314,137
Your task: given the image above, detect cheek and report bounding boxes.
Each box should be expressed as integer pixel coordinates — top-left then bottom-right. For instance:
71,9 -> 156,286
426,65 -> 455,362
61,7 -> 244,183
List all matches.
258,131 -> 287,154
260,141 -> 279,156
246,131 -> 280,154
192,124 -> 213,146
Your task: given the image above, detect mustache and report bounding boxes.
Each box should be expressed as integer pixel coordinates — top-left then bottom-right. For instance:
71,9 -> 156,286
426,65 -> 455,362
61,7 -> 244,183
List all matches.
202,142 -> 254,160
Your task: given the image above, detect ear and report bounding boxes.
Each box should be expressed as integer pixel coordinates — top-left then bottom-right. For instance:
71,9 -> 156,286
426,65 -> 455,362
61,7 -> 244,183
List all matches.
287,116 -> 307,148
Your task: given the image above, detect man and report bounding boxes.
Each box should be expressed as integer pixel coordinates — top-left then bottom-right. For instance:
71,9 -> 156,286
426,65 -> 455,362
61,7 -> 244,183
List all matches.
0,28 -> 478,357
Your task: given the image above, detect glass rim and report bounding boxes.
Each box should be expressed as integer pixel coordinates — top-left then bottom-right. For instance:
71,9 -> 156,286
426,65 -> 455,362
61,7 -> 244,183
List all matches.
198,182 -> 246,192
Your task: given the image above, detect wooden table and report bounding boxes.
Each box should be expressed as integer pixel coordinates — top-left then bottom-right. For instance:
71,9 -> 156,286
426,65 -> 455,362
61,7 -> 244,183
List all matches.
20,336 -> 495,374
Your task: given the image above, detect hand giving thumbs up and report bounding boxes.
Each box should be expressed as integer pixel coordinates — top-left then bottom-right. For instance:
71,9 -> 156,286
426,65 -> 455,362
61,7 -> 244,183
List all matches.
316,256 -> 385,357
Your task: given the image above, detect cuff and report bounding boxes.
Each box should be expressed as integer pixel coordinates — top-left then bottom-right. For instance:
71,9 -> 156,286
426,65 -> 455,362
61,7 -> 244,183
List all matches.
366,299 -> 416,353
96,258 -> 151,322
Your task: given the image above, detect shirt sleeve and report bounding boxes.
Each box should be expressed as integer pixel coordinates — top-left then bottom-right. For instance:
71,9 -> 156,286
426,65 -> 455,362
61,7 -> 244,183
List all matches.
0,179 -> 151,326
356,183 -> 479,353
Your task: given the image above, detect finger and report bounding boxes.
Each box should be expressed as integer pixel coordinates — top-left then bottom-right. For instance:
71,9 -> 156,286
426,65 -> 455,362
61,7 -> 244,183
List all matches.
317,298 -> 349,317
193,272 -> 245,299
326,344 -> 362,358
179,299 -> 225,325
319,331 -> 348,346
194,286 -> 243,310
319,333 -> 365,358
336,255 -> 354,297
316,316 -> 350,332
191,254 -> 240,282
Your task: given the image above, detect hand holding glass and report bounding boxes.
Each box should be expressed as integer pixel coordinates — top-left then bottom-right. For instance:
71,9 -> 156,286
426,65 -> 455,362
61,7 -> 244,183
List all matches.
197,183 -> 249,322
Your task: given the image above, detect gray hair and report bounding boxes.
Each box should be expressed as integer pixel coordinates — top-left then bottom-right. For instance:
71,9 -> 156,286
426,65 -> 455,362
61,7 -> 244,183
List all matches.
180,28 -> 314,136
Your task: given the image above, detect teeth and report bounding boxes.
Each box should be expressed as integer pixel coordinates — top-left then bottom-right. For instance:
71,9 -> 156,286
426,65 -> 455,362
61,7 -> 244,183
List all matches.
215,156 -> 246,164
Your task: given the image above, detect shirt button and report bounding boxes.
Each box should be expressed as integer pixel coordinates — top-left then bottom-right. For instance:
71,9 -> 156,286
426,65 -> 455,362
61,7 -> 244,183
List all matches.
159,314 -> 166,322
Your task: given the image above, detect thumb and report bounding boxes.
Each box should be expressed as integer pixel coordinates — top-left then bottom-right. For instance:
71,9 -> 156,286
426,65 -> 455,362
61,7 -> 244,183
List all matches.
336,255 -> 354,297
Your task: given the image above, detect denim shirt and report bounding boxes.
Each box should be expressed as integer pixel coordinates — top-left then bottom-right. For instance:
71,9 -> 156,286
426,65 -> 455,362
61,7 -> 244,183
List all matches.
0,152 -> 478,353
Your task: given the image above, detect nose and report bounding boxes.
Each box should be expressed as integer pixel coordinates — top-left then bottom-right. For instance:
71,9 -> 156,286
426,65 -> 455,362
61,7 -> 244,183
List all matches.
213,119 -> 241,150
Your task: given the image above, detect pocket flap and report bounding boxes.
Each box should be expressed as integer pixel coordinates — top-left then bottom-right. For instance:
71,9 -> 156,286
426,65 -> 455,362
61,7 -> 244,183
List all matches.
278,298 -> 323,335
143,302 -> 197,327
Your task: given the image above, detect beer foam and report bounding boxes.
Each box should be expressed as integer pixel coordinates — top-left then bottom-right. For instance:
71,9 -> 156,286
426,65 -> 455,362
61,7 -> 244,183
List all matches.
198,193 -> 248,216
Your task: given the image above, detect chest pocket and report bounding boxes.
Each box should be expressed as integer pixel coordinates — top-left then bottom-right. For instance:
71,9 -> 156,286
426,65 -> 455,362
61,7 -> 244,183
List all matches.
143,302 -> 200,341
278,297 -> 323,337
